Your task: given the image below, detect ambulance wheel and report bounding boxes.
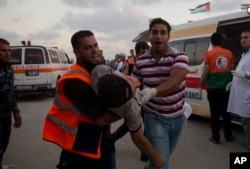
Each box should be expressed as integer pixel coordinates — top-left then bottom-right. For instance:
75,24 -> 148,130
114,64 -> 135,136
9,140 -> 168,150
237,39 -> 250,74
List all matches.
50,78 -> 59,97
51,89 -> 56,97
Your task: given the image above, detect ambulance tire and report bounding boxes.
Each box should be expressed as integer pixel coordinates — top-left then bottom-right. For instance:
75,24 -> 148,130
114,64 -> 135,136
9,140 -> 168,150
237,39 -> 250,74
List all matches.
51,89 -> 56,97
50,78 -> 59,97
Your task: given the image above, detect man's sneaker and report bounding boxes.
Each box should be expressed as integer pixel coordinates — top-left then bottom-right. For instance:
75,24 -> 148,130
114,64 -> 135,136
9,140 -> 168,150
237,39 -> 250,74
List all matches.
209,137 -> 220,144
225,136 -> 236,142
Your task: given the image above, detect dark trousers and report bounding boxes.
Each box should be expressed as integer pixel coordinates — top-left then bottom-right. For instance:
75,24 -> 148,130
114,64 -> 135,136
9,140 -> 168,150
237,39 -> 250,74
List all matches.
100,137 -> 116,169
241,117 -> 250,152
0,116 -> 11,168
57,138 -> 116,169
57,150 -> 100,169
207,88 -> 233,141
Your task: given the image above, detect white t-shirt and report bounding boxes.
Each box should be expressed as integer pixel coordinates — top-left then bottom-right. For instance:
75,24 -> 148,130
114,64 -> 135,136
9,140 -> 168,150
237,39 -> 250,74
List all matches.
116,61 -> 124,72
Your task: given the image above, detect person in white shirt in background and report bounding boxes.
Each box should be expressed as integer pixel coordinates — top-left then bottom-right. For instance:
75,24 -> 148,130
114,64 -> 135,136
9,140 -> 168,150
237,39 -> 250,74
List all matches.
227,29 -> 250,152
116,53 -> 126,72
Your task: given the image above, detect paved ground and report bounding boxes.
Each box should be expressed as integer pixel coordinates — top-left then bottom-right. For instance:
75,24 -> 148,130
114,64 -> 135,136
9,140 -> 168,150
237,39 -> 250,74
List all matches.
3,95 -> 246,169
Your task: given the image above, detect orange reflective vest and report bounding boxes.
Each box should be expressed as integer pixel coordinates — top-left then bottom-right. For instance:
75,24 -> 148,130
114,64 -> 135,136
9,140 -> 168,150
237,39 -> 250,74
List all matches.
127,57 -> 135,65
122,57 -> 135,75
43,63 -> 102,159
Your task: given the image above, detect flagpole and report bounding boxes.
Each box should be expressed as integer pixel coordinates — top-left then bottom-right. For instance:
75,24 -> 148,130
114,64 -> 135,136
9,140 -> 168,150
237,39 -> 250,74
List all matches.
209,1 -> 211,18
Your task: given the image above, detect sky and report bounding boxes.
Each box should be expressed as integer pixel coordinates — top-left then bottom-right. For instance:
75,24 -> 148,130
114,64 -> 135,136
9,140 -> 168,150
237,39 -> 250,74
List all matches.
0,0 -> 249,61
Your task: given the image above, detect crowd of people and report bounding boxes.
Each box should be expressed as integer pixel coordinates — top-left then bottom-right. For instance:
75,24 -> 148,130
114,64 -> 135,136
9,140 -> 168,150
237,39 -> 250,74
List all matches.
0,17 -> 250,169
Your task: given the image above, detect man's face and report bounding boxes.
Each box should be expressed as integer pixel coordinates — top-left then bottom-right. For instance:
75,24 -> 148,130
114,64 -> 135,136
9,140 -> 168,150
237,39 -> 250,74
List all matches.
241,32 -> 250,49
130,49 -> 134,56
74,35 -> 101,65
0,43 -> 11,63
149,23 -> 169,52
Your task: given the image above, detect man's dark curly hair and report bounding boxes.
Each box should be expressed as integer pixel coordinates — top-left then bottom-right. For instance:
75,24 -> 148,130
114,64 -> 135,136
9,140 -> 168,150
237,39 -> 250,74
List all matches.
97,74 -> 133,107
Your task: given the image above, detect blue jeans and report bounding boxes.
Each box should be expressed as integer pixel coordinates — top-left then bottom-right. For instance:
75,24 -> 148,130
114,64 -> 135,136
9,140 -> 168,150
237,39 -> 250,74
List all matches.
144,112 -> 185,169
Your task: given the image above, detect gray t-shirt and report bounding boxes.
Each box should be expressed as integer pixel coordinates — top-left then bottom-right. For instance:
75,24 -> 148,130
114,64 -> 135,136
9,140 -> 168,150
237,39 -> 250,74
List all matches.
91,65 -> 143,132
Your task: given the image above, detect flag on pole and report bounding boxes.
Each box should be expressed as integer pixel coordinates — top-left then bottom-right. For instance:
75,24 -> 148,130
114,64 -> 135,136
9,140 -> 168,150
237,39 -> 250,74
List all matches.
189,2 -> 210,14
241,4 -> 250,10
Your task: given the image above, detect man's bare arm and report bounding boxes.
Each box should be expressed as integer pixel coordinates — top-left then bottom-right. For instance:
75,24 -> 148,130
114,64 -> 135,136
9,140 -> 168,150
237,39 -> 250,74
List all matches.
130,127 -> 165,169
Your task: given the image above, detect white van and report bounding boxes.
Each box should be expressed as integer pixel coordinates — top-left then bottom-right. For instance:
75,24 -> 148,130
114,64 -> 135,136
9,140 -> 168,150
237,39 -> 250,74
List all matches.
133,10 -> 250,123
10,45 -> 74,96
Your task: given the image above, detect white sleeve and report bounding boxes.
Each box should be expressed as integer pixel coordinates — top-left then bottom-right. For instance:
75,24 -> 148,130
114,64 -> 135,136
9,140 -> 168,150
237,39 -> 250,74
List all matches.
116,61 -> 123,71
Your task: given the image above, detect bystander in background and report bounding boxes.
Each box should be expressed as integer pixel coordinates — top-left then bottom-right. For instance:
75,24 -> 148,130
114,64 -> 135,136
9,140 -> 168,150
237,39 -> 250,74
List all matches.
227,29 -> 250,152
0,38 -> 22,169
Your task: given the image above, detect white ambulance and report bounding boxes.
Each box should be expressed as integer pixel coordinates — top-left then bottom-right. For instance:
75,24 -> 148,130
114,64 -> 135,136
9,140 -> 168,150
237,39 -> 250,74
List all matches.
10,45 -> 74,96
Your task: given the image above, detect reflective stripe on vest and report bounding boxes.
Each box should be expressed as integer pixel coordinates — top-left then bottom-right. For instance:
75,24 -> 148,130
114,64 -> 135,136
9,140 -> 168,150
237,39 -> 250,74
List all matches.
43,63 -> 101,159
46,115 -> 77,134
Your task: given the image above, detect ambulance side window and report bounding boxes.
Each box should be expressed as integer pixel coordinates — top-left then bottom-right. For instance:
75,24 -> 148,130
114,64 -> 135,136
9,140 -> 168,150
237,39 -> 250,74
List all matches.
195,37 -> 210,65
58,51 -> 67,64
10,49 -> 22,65
169,37 -> 210,66
184,40 -> 197,65
169,40 -> 185,51
49,50 -> 60,64
25,49 -> 45,64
